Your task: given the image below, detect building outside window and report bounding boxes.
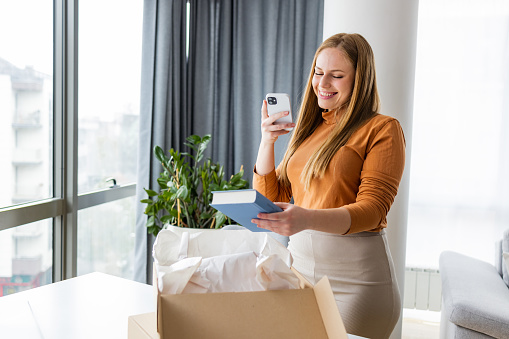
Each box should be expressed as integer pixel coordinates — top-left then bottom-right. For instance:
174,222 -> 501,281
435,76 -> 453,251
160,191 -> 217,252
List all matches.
0,0 -> 54,296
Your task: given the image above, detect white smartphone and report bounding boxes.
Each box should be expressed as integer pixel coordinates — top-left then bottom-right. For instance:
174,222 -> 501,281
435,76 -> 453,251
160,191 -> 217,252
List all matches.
265,93 -> 293,131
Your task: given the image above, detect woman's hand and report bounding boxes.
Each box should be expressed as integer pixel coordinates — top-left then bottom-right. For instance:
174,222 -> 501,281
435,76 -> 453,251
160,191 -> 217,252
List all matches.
252,203 -> 312,236
260,100 -> 295,145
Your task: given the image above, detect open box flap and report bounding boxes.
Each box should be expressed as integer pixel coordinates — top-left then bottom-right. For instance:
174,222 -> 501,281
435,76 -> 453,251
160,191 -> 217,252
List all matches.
291,266 -> 314,289
313,276 -> 348,339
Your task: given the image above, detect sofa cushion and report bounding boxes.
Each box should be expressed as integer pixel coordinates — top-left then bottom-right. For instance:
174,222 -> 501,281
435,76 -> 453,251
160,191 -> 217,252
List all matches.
441,309 -> 498,339
455,325 -> 497,339
440,251 -> 509,338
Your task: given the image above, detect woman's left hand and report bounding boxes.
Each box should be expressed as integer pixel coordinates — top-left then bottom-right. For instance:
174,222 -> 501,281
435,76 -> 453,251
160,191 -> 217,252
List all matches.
252,203 -> 312,236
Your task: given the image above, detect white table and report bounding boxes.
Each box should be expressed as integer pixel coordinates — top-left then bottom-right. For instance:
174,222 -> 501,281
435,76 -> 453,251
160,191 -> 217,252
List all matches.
0,272 -> 154,339
0,272 -> 366,339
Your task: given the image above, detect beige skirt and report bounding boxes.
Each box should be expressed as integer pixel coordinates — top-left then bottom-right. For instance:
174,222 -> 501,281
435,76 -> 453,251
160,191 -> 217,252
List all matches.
288,229 -> 401,339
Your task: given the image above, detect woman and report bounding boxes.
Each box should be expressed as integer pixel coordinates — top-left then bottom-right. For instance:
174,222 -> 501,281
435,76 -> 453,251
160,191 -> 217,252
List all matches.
252,33 -> 405,339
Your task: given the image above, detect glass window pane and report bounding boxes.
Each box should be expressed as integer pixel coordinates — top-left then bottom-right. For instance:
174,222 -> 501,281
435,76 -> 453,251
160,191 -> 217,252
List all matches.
0,220 -> 53,297
406,0 -> 509,268
77,197 -> 136,279
78,0 -> 143,193
0,1 -> 53,208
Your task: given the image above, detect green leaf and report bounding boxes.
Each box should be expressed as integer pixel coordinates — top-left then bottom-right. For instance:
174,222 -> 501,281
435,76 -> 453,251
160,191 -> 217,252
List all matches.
160,215 -> 172,223
234,181 -> 248,189
144,204 -> 153,215
147,226 -> 160,236
144,188 -> 158,197
201,174 -> 209,188
230,172 -> 242,183
200,212 -> 212,219
157,178 -> 168,189
180,176 -> 189,188
214,212 -> 227,228
217,165 -> 224,180
140,199 -> 153,204
181,151 -> 193,158
176,186 -> 188,199
209,183 -> 220,191
146,216 -> 155,227
154,146 -> 168,164
184,138 -> 199,151
186,134 -> 201,145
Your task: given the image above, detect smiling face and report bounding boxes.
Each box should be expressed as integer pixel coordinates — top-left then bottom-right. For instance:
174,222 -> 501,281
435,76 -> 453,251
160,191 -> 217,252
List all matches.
312,47 -> 355,112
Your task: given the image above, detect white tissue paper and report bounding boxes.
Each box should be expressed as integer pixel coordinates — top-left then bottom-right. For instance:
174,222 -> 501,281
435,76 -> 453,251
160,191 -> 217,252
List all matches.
153,226 -> 300,294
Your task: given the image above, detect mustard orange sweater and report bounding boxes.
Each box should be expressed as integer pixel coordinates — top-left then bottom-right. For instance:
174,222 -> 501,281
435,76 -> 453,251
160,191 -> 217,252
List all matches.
253,111 -> 406,234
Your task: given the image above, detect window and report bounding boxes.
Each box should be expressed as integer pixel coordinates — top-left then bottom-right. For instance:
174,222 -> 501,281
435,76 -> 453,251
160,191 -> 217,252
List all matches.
0,220 -> 52,296
78,0 -> 141,193
407,0 -> 509,268
0,0 -> 54,295
77,0 -> 142,278
78,197 -> 136,277
0,2 -> 53,208
0,0 -> 143,296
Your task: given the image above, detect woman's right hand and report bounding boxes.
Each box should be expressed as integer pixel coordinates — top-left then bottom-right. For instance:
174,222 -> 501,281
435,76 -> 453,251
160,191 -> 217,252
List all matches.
260,100 -> 295,145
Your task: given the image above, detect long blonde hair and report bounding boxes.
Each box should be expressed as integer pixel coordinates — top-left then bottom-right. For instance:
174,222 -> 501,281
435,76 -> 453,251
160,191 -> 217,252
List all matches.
278,33 -> 380,190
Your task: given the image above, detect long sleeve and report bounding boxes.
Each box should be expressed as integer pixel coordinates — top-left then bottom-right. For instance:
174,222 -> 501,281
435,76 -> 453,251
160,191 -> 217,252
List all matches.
342,119 -> 406,234
252,166 -> 293,203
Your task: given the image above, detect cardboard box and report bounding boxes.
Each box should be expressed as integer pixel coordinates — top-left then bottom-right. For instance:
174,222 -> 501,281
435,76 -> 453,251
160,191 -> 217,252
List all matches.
129,268 -> 347,339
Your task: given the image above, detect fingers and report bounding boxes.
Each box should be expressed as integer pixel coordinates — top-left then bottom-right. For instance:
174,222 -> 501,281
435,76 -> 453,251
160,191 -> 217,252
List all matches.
267,111 -> 290,124
256,203 -> 289,220
261,112 -> 293,130
252,210 -> 282,227
252,218 -> 292,236
252,203 -> 305,236
260,117 -> 291,143
260,100 -> 295,144
256,211 -> 282,221
251,217 -> 284,233
261,100 -> 269,119
261,100 -> 293,127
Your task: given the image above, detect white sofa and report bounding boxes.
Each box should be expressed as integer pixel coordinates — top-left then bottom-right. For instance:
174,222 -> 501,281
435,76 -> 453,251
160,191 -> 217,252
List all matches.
439,230 -> 509,338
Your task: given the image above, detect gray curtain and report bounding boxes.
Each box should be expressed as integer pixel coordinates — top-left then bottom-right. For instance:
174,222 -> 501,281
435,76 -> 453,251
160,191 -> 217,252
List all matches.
134,0 -> 188,283
134,0 -> 323,283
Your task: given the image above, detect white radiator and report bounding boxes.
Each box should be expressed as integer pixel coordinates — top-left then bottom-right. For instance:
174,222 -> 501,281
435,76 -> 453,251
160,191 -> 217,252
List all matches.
403,267 -> 442,311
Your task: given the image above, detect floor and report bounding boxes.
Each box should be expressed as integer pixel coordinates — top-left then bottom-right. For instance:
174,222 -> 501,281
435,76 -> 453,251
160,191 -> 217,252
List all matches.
401,309 -> 441,339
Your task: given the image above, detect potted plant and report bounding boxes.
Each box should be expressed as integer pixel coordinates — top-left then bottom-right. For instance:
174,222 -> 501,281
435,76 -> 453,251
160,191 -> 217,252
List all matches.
141,134 -> 249,236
